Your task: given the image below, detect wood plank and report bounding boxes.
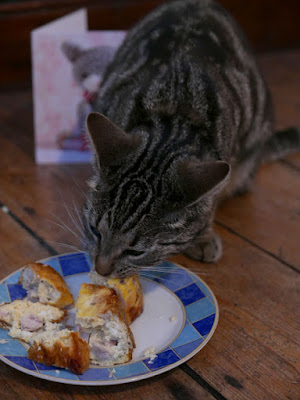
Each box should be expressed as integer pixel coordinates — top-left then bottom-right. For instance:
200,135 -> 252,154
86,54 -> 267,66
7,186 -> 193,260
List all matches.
0,135 -> 90,264
217,161 -> 300,269
0,209 -> 48,279
0,359 -> 217,400
259,50 -> 300,170
171,224 -> 300,400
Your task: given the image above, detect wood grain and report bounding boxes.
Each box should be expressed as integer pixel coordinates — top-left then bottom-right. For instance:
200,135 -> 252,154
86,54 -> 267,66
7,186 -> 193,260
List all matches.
0,210 -> 47,279
259,50 -> 300,171
0,137 -> 89,261
0,361 -> 217,400
171,225 -> 300,399
217,161 -> 300,269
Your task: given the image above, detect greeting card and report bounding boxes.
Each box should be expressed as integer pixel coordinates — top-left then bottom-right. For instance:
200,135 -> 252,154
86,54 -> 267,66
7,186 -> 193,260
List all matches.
31,9 -> 126,163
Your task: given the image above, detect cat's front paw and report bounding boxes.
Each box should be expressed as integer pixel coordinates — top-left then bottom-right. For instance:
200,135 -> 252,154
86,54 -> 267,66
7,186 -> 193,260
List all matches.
184,234 -> 222,263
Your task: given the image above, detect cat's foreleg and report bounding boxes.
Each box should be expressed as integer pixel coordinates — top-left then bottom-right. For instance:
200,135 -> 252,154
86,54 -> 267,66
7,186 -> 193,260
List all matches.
184,230 -> 222,263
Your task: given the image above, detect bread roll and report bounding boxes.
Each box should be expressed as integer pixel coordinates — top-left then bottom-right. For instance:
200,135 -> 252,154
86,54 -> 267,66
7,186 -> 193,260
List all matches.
28,329 -> 90,374
19,263 -> 74,309
0,300 -> 65,342
76,283 -> 135,366
89,270 -> 143,324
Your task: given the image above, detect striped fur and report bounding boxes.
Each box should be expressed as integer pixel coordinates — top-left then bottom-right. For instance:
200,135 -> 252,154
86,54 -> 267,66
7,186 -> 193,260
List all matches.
81,0 -> 299,276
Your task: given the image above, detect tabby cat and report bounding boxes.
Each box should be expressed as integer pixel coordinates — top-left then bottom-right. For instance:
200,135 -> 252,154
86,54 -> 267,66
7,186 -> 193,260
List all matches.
81,0 -> 300,277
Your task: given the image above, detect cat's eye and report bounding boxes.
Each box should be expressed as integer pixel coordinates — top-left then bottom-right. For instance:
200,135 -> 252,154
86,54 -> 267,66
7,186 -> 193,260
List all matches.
122,249 -> 144,257
90,225 -> 101,239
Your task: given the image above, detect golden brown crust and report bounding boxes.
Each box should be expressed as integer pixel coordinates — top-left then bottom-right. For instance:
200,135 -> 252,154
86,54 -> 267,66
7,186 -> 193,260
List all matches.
28,331 -> 90,374
127,327 -> 136,351
76,283 -> 135,362
106,276 -> 143,325
55,309 -> 67,323
0,320 -> 9,330
89,272 -> 144,325
19,263 -> 74,309
124,347 -> 134,363
76,283 -> 126,322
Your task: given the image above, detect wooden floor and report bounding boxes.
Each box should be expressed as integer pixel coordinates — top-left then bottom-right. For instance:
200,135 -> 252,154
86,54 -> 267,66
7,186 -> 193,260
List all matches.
0,50 -> 299,400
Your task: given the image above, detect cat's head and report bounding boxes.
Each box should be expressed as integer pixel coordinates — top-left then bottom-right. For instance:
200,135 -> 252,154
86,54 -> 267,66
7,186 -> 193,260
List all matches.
61,42 -> 115,94
82,113 -> 230,277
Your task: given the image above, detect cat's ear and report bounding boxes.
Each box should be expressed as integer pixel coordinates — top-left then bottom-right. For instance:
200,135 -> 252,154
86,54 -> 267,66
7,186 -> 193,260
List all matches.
176,159 -> 230,207
86,112 -> 141,168
61,42 -> 82,62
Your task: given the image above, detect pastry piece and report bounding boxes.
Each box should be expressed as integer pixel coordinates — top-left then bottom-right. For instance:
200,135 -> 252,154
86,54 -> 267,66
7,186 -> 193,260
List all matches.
19,262 -> 74,308
89,270 -> 143,324
28,329 -> 90,374
0,299 -> 89,374
76,283 -> 135,366
0,300 -> 65,342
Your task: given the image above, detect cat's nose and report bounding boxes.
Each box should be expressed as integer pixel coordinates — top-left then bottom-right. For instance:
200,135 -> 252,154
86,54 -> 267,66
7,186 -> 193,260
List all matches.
95,256 -> 114,276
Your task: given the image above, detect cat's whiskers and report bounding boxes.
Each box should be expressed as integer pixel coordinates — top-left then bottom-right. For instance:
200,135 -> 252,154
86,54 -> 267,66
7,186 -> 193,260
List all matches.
69,205 -> 84,230
69,174 -> 95,211
48,241 -> 82,253
139,271 -> 177,282
71,198 -> 84,229
47,213 -> 84,244
130,258 -> 161,268
139,265 -> 210,276
139,270 -> 208,284
57,190 -> 85,238
139,268 -> 191,275
66,198 -> 85,239
139,270 -> 209,280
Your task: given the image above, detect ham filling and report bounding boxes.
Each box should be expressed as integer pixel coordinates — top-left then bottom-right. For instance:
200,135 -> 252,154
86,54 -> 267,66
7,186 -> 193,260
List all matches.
88,332 -> 119,361
22,268 -> 60,304
20,313 -> 43,332
76,317 -> 130,365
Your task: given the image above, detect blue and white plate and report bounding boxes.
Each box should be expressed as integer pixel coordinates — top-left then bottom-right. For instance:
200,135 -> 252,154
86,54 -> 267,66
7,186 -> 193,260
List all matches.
0,252 -> 219,385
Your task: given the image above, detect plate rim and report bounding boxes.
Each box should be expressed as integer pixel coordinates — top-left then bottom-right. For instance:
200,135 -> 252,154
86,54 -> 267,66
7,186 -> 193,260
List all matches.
0,252 -> 219,385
